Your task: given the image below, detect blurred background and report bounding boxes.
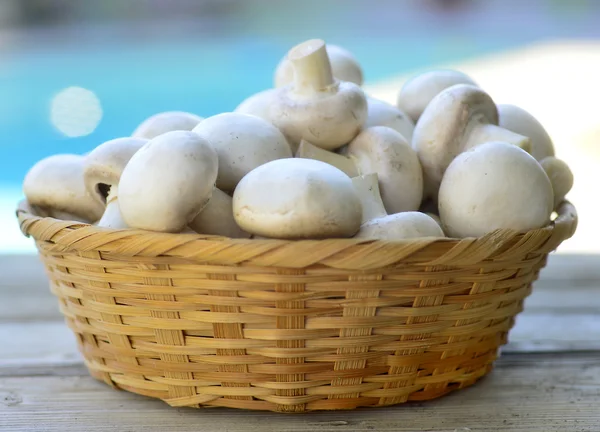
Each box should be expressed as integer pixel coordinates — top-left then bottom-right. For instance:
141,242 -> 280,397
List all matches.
1,0 -> 598,252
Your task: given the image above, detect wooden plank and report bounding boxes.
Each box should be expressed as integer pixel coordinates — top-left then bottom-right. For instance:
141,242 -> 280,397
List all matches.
1,352 -> 598,432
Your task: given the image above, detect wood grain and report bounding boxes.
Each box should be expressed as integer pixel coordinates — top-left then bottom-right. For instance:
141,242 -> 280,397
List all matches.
1,352 -> 598,432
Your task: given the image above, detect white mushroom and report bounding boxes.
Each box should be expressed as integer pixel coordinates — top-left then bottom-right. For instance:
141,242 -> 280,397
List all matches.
274,43 -> 363,87
267,39 -> 368,152
84,137 -> 148,228
118,131 -> 218,232
540,156 -> 574,209
413,84 -> 531,200
189,188 -> 250,238
132,111 -> 203,139
352,174 -> 444,240
397,69 -> 477,123
233,89 -> 278,120
497,104 -> 555,161
365,97 -> 415,142
192,112 -> 292,194
438,141 -> 553,238
23,154 -> 105,223
233,158 -> 362,239
296,126 -> 423,213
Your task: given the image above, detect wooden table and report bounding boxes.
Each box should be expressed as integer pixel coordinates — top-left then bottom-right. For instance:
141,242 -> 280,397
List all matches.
1,253 -> 599,432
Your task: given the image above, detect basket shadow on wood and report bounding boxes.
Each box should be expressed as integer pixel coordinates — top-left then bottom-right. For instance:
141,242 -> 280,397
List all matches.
16,200 -> 577,412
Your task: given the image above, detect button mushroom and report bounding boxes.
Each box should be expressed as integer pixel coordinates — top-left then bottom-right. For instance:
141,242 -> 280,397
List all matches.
497,104 -> 555,161
397,69 -> 477,123
296,126 -> 423,213
232,158 -> 362,239
352,174 -> 444,240
540,156 -> 574,209
83,137 -> 148,228
365,97 -> 415,142
413,84 -> 531,200
438,141 -> 553,238
118,131 -> 218,232
274,43 -> 363,88
267,39 -> 368,152
132,111 -> 203,139
189,187 -> 250,238
233,88 -> 277,120
23,154 -> 105,223
191,112 -> 292,194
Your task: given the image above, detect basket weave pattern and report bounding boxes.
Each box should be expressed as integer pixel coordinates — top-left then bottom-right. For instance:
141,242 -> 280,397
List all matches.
17,201 -> 577,412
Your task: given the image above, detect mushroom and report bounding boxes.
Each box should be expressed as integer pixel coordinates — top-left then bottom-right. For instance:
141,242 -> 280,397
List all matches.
365,97 -> 415,142
540,156 -> 574,209
189,187 -> 250,238
497,104 -> 555,161
352,174 -> 444,240
397,69 -> 477,123
83,137 -> 148,228
274,43 -> 363,87
232,158 -> 362,239
438,141 -> 553,238
267,39 -> 368,152
118,130 -> 219,232
296,126 -> 423,213
412,84 -> 531,200
132,111 -> 203,139
23,154 -> 105,223
191,112 -> 292,194
233,88 -> 277,120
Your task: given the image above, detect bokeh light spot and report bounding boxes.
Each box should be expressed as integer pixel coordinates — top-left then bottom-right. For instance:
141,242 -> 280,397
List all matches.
50,86 -> 103,137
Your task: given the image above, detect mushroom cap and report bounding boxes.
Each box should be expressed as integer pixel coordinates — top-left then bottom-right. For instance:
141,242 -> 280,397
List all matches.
498,104 -> 555,161
23,154 -> 105,223
540,156 -> 574,208
192,112 -> 292,194
356,212 -> 445,240
233,158 -> 362,239
234,89 -> 278,121
274,44 -> 363,87
412,84 -> 498,193
438,141 -> 553,238
132,111 -> 203,139
270,81 -> 368,151
84,137 -> 148,202
346,126 -> 423,214
189,188 -> 250,238
365,97 -> 415,141
397,69 -> 477,123
118,131 -> 219,232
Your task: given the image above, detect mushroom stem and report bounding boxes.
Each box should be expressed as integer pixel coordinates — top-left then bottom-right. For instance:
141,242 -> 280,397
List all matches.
288,39 -> 336,94
97,186 -> 128,229
188,188 -> 250,238
296,140 -> 358,177
351,174 -> 388,224
465,123 -> 531,154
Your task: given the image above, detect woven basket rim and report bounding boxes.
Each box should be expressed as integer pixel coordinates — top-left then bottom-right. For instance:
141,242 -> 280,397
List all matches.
16,199 -> 577,270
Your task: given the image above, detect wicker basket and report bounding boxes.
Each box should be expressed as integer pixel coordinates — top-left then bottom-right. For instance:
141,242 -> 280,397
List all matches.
16,200 -> 577,412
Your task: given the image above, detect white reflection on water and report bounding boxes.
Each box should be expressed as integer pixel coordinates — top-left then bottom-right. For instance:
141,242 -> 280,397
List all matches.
50,86 -> 103,138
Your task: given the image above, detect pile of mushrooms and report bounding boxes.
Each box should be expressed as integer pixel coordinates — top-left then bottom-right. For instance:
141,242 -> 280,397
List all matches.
23,38 -> 573,241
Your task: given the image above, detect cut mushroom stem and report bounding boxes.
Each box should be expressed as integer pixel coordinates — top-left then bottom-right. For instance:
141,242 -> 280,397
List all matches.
464,123 -> 530,153
351,173 -> 387,223
351,174 -> 444,240
540,156 -> 574,208
95,186 -> 128,229
296,140 -> 358,176
288,39 -> 336,93
189,188 -> 250,238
